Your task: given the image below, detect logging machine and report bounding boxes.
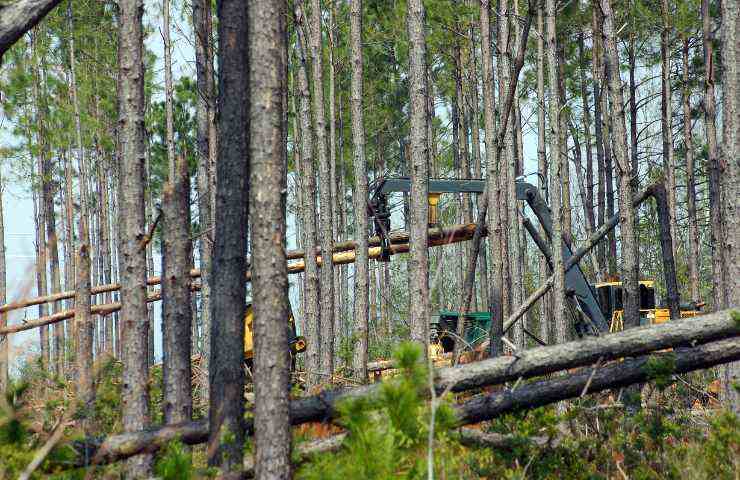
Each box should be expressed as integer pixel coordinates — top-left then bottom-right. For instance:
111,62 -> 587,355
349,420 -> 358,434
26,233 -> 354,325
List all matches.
369,176 -> 609,343
243,303 -> 306,365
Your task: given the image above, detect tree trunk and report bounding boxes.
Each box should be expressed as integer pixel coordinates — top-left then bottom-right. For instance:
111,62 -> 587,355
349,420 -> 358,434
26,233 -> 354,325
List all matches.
600,0 -> 641,412
209,0 -> 249,470
479,0 -> 502,357
0,168 -> 6,394
719,0 -> 739,413
33,186 -> 50,368
682,38 -> 700,303
592,9 -> 606,277
536,2 -> 550,342
466,12 -> 489,312
193,0 -> 216,406
97,156 -> 113,356
578,32 -> 595,250
308,0 -> 336,377
74,215 -> 94,433
545,0 -> 566,344
293,13 -> 322,389
328,1 -> 342,359
249,0 -> 292,472
162,155 -> 193,425
556,44 -> 572,241
117,0 -> 152,473
627,32 -> 638,176
701,0 -> 724,310
661,0 -> 679,263
348,0 -> 369,382
407,0 -> 430,351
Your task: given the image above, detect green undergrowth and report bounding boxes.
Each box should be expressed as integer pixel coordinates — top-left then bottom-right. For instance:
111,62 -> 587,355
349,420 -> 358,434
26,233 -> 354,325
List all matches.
1,347 -> 738,478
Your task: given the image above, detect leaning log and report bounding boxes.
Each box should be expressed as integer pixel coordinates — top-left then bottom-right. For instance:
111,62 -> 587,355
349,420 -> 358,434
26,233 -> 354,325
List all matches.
0,223 -> 483,316
0,0 -> 62,60
68,310 -> 739,466
455,336 -> 740,424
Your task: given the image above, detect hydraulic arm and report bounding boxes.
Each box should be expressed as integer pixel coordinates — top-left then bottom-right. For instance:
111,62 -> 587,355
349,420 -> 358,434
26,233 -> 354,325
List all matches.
369,176 -> 609,334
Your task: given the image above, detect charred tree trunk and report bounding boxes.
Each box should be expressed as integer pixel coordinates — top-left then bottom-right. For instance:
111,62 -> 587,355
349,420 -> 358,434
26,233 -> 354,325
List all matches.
349,0 -> 370,382
117,0 -> 152,473
208,0 -> 249,470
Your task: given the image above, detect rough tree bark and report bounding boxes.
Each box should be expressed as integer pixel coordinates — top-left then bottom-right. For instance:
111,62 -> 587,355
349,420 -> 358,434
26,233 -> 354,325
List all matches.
719,0 -> 739,413
249,0 -> 292,472
661,0 -> 679,262
545,0 -> 566,343
407,0 -> 430,350
0,0 -> 62,60
682,37 -> 700,303
293,11 -> 322,389
349,0 -> 370,382
162,155 -> 193,425
74,214 -> 93,432
601,0 -> 639,331
701,0 -> 724,310
536,1 -> 550,342
193,0 -> 216,406
117,0 -> 152,473
308,0 -> 336,377
592,8 -> 606,276
209,0 -> 249,471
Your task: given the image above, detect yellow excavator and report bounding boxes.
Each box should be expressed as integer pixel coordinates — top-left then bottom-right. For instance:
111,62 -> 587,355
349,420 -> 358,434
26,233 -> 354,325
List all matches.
595,280 -> 704,333
243,303 -> 306,364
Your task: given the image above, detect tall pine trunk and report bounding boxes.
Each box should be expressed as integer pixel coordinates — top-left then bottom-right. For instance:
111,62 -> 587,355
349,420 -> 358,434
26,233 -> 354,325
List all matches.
249,0 -> 292,470
0,169 -> 6,394
661,0 -> 679,262
682,38 -> 700,303
117,0 -> 152,473
208,0 -> 249,470
407,0 -> 430,351
536,1 -> 550,342
349,0 -> 370,381
545,0 -> 566,343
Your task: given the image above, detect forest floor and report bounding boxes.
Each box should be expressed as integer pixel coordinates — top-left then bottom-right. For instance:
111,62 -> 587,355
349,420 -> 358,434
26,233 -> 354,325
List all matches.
0,346 -> 738,479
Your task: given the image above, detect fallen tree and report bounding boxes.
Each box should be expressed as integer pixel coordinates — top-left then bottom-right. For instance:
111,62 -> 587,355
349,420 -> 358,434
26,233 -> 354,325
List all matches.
68,309 -> 738,466
0,223 -> 483,318
0,0 -> 62,60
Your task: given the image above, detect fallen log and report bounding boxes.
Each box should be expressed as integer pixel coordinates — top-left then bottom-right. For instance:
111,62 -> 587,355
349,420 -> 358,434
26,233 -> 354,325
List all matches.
455,336 -> 740,425
67,309 -> 738,466
0,0 -> 62,60
0,223 -> 483,316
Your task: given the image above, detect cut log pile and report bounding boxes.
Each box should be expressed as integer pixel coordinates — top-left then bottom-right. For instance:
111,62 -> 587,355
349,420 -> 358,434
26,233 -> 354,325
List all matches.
65,309 -> 738,468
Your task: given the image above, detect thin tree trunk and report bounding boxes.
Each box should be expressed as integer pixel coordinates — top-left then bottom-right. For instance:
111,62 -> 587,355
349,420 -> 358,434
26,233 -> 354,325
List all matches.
193,0 -> 215,406
592,9 -> 606,277
208,0 -> 249,470
545,0 -> 566,343
701,0 -> 724,310
308,0 -> 336,377
536,1 -> 550,343
466,14 -> 488,313
661,0 -> 679,262
328,0 -> 342,357
349,0 -> 370,382
407,0 -> 430,351
98,156 -> 113,356
600,0 -> 641,397
556,44 -> 572,241
33,185 -> 50,368
578,31 -> 595,246
0,169 -> 7,394
162,155 -> 194,425
74,214 -> 94,433
480,0 -> 503,356
719,0 -> 739,413
249,0 -> 292,470
295,12 -> 322,388
682,38 -> 700,303
117,0 -> 152,473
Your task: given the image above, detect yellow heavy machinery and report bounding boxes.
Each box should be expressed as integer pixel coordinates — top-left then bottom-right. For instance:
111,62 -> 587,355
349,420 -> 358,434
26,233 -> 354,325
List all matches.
595,280 -> 704,333
243,303 -> 306,363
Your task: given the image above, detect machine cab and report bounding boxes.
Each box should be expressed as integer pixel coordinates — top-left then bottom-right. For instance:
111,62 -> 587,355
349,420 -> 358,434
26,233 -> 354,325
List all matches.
594,280 -> 656,331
